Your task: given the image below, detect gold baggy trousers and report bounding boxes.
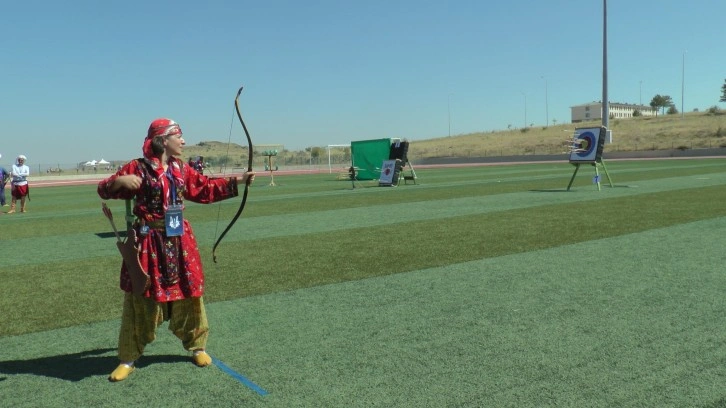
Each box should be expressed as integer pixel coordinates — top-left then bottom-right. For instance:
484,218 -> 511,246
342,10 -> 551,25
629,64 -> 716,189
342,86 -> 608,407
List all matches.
117,292 -> 209,362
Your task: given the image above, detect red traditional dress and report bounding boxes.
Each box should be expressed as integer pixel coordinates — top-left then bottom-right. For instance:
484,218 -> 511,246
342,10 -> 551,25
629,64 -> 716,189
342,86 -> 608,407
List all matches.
98,157 -> 238,302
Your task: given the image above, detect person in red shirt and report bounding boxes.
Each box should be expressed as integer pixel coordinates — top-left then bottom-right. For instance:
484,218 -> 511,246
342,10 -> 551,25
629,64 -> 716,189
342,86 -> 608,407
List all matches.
98,118 -> 255,382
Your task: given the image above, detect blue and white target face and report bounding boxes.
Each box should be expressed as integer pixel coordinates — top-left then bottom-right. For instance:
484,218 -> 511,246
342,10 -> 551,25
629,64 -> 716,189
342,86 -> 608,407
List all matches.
569,127 -> 602,163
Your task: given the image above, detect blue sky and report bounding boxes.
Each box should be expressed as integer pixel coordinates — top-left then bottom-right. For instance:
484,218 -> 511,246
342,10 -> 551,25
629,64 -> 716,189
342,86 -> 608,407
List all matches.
2,0 -> 724,166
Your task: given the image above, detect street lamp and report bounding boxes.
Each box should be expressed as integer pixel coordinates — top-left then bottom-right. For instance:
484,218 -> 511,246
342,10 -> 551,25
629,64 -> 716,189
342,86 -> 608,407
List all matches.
602,0 -> 609,130
541,76 -> 548,127
681,50 -> 686,118
447,93 -> 453,137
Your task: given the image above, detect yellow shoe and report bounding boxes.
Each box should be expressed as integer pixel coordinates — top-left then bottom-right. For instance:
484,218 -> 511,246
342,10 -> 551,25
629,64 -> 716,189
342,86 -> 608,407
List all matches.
109,363 -> 135,382
192,350 -> 212,367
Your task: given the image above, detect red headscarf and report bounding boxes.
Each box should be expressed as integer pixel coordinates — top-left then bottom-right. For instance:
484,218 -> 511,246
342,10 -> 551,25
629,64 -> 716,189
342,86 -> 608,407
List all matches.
143,118 -> 182,160
143,118 -> 186,189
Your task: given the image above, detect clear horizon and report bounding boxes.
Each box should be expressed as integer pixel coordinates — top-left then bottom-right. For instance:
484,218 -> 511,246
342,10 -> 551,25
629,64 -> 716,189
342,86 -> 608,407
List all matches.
2,0 -> 724,167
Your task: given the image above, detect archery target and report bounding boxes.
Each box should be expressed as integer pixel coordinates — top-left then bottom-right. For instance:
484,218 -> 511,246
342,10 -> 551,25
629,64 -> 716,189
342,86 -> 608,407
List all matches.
378,160 -> 397,186
569,126 -> 605,163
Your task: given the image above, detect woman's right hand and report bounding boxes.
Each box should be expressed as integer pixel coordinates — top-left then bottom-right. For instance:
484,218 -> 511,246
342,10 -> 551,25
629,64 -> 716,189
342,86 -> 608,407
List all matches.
112,175 -> 142,192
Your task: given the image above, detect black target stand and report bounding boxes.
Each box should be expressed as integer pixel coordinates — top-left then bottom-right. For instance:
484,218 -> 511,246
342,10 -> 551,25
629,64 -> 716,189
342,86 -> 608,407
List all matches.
566,126 -> 614,191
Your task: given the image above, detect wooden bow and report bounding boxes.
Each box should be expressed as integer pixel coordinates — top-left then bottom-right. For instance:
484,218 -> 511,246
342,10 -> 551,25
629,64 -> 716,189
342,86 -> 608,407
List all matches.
212,86 -> 253,262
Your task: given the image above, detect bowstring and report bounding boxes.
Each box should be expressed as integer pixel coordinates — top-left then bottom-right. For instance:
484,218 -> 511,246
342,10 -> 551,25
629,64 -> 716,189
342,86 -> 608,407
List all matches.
212,105 -> 239,246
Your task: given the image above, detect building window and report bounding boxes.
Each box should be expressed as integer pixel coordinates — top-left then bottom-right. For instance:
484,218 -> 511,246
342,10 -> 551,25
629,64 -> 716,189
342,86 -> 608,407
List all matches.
585,106 -> 590,112
585,113 -> 590,118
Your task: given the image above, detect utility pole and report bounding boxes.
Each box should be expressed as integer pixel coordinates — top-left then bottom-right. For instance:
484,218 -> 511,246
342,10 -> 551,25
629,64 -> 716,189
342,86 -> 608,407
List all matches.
602,0 -> 609,130
541,76 -> 549,127
447,93 -> 453,137
681,51 -> 686,118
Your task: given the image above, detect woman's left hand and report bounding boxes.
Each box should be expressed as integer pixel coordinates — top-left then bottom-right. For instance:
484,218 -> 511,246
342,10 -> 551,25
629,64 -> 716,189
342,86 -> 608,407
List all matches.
240,171 -> 256,185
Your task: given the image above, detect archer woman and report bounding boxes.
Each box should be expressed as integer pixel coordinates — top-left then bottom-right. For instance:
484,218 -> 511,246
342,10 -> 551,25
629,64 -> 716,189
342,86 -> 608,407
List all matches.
98,118 -> 255,382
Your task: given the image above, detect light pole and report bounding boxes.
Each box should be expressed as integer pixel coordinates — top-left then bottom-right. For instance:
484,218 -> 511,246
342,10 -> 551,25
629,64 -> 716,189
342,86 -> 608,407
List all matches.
602,0 -> 609,130
681,50 -> 686,118
541,76 -> 549,127
447,93 -> 452,137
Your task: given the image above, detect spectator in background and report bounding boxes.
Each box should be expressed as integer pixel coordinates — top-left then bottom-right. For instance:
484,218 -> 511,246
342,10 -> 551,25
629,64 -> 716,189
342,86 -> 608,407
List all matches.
8,155 -> 30,213
0,155 -> 8,207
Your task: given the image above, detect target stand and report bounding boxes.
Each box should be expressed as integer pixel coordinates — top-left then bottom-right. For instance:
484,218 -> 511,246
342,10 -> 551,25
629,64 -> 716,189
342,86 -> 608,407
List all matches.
262,149 -> 279,186
348,166 -> 364,189
565,126 -> 614,191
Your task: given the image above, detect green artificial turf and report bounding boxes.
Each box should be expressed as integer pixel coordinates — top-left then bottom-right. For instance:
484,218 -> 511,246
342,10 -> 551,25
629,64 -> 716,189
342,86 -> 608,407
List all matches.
1,158 -> 725,407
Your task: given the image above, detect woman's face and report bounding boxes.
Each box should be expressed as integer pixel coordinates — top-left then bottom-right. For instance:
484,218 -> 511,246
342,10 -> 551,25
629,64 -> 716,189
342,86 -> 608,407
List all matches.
164,134 -> 185,157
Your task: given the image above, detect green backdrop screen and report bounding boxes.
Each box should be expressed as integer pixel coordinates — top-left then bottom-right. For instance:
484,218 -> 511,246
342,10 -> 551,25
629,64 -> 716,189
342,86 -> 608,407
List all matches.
350,138 -> 391,180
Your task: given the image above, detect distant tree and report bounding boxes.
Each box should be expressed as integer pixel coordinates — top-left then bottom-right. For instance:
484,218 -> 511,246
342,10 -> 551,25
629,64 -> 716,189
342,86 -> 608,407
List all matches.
720,78 -> 726,102
311,146 -> 324,159
552,118 -> 558,126
650,94 -> 674,115
667,105 -> 678,115
661,95 -> 675,112
507,124 -> 512,130
632,109 -> 642,117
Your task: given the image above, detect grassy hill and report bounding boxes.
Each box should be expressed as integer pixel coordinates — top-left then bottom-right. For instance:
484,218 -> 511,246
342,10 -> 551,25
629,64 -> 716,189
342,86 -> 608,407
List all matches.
408,109 -> 726,159
182,109 -> 726,167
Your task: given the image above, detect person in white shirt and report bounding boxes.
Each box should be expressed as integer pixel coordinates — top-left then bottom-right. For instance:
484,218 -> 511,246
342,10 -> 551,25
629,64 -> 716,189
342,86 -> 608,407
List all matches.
8,154 -> 30,213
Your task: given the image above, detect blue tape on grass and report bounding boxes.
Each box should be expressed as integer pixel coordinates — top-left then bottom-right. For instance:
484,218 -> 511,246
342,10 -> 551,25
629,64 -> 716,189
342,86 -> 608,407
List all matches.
212,356 -> 269,396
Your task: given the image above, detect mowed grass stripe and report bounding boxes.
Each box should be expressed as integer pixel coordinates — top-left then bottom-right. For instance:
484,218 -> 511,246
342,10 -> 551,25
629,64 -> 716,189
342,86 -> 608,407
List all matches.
206,184 -> 726,299
3,184 -> 723,337
2,158 -> 722,239
2,217 -> 725,407
4,169 -> 723,266
202,217 -> 726,407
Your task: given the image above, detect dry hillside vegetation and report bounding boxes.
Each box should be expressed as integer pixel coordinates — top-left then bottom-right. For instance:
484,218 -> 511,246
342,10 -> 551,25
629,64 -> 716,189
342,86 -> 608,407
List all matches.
408,110 -> 726,158
183,110 -> 726,164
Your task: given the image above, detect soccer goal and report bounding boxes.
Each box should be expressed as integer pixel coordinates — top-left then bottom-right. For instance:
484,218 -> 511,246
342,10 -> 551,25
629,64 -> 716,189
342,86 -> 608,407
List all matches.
326,144 -> 351,174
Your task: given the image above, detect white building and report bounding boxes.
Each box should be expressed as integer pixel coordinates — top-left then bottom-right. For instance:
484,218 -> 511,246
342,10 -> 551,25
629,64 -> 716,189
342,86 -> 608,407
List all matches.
570,101 -> 657,123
